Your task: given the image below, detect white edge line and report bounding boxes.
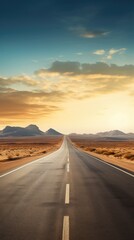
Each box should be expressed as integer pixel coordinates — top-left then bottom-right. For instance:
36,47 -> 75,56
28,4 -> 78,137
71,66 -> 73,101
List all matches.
0,157 -> 44,178
65,184 -> 70,204
90,154 -> 134,178
62,216 -> 69,240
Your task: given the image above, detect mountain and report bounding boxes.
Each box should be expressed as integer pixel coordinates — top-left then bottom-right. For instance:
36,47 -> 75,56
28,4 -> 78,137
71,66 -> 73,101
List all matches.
0,125 -> 63,137
0,125 -> 44,137
45,128 -> 62,136
96,130 -> 126,138
69,130 -> 134,139
128,132 -> 134,138
3,126 -> 24,134
25,124 -> 44,135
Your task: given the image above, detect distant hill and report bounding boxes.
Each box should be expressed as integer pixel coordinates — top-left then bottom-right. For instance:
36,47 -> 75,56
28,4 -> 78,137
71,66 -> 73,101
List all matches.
45,128 -> 62,136
96,130 -> 126,138
69,130 -> 134,140
0,125 -> 63,137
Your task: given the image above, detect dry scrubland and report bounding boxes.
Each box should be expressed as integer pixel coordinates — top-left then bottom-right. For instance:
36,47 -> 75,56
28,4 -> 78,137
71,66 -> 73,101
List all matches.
70,137 -> 134,172
0,136 -> 63,173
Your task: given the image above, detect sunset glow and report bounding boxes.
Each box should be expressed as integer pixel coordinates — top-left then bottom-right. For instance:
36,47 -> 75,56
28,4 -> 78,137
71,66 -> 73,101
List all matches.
0,0 -> 134,133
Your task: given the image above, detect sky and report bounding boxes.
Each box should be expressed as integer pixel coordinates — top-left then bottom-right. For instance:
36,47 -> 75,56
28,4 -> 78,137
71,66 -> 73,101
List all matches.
0,0 -> 134,133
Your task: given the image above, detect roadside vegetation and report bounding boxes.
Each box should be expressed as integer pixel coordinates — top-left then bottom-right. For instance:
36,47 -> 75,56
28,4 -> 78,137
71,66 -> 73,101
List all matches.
69,137 -> 134,172
86,147 -> 134,160
70,137 -> 134,162
0,136 -> 63,173
0,140 -> 62,162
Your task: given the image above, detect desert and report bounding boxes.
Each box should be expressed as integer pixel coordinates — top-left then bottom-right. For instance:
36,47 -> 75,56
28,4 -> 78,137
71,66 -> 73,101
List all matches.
0,136 -> 63,174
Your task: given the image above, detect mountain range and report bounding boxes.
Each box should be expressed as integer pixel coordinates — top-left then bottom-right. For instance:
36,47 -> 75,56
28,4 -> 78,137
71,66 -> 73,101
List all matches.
69,130 -> 134,139
0,126 -> 134,139
0,125 -> 62,137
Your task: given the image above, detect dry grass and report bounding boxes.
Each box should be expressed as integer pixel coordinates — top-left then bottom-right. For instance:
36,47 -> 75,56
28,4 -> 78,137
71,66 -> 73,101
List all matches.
0,136 -> 63,173
123,153 -> 134,160
70,137 -> 134,161
0,137 -> 62,162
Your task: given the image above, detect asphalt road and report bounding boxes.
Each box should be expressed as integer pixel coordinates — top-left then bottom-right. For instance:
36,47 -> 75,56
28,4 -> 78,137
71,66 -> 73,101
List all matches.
0,137 -> 134,240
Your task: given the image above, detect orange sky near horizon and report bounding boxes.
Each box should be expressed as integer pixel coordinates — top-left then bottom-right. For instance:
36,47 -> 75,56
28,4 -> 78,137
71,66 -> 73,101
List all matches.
0,62 -> 134,134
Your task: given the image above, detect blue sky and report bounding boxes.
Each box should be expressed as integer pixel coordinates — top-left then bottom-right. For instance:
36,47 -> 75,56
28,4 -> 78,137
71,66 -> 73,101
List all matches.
0,0 -> 134,76
0,0 -> 134,133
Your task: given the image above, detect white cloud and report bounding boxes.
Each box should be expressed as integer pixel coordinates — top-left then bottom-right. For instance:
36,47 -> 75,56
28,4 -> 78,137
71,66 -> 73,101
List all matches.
93,49 -> 106,55
81,33 -> 96,38
80,31 -> 109,38
70,26 -> 109,39
107,48 -> 127,59
1,61 -> 134,122
93,48 -> 127,60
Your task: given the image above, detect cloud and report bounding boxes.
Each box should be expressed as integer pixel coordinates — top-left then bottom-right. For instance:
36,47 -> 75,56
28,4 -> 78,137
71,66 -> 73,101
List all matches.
34,61 -> 134,99
93,49 -> 106,55
81,30 -> 109,38
35,61 -> 81,75
93,48 -> 127,59
0,76 -> 65,121
70,26 -> 109,38
1,61 -> 134,122
109,48 -> 126,55
0,75 -> 38,88
107,48 -> 127,59
0,90 -> 61,121
35,61 -> 134,76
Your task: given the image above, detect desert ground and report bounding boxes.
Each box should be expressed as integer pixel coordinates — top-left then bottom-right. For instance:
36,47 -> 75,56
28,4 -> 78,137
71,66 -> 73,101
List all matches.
0,136 -> 63,174
70,136 -> 134,172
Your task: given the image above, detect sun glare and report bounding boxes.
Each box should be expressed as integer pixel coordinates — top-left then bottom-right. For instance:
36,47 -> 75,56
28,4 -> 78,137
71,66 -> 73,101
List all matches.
109,112 -> 129,130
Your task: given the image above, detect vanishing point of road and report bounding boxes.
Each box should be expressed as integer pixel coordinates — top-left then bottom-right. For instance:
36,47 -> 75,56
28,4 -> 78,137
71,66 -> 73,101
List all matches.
0,137 -> 134,240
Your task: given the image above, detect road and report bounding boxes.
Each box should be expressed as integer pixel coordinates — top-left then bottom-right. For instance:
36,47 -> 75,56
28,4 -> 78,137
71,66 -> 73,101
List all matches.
0,137 -> 134,240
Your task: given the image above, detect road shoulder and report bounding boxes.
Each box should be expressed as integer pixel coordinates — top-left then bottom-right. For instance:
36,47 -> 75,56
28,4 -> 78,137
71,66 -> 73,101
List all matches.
75,145 -> 134,173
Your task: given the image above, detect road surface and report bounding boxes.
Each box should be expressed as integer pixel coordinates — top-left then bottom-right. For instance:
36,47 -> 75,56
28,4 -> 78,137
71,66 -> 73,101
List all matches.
0,137 -> 134,240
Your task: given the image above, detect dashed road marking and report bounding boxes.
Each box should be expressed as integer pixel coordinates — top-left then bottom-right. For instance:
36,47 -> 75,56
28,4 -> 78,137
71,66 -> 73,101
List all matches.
65,184 -> 70,204
67,163 -> 70,173
62,216 -> 69,240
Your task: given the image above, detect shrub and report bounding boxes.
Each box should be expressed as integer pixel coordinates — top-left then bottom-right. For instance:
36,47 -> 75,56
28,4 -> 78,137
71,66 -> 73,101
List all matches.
95,149 -> 106,154
16,153 -> 20,157
104,151 -> 115,156
80,145 -> 85,148
114,152 -> 123,157
7,154 -> 15,160
89,148 -> 96,152
42,150 -> 47,153
124,153 -> 134,160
